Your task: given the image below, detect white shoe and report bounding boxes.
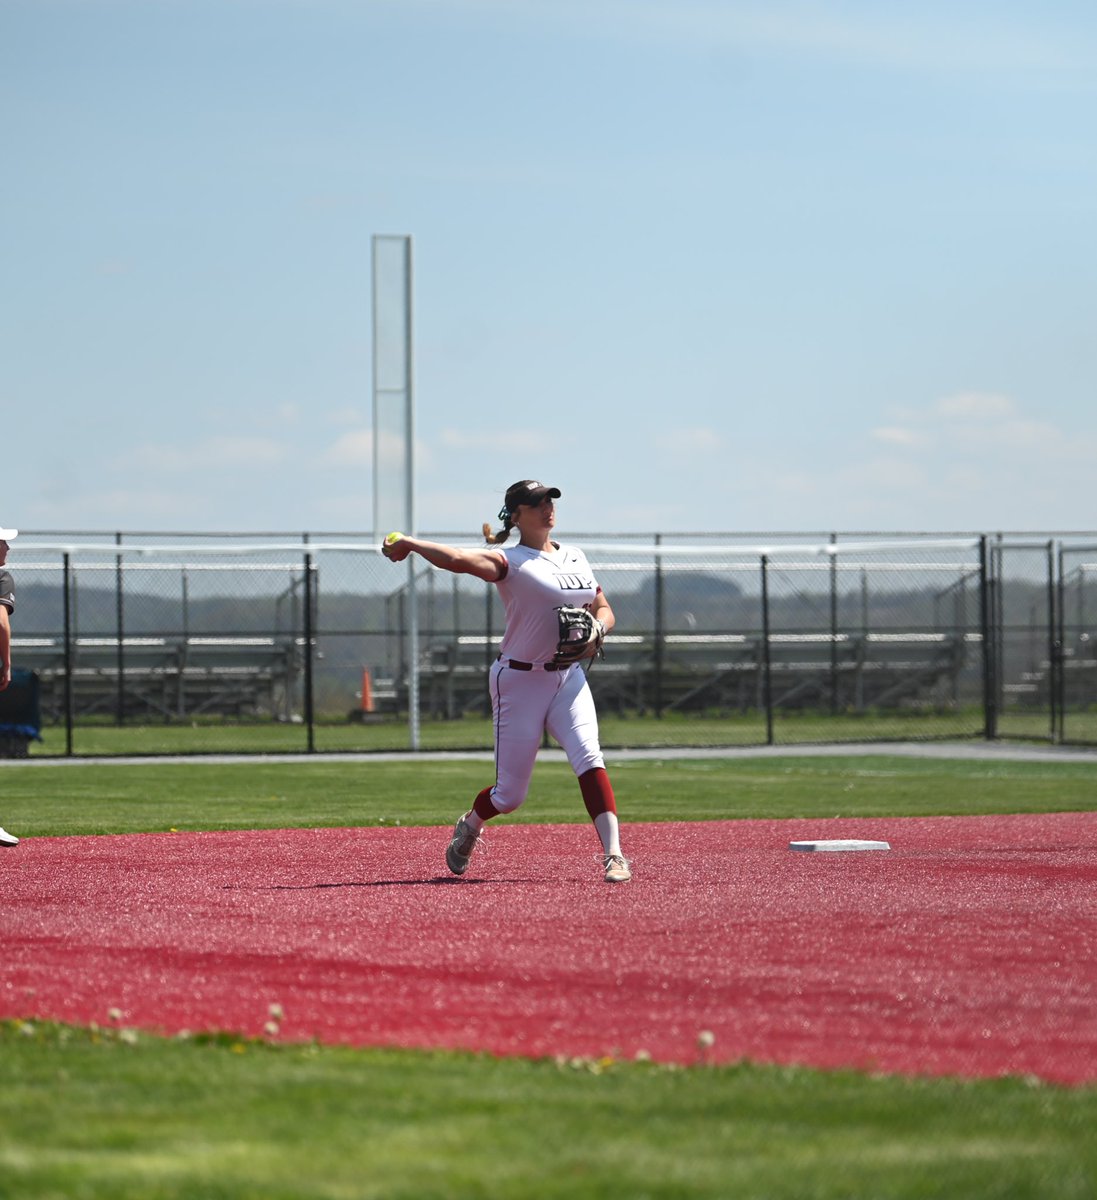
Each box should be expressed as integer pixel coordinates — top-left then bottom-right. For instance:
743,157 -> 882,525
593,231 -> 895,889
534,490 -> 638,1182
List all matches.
445,816 -> 482,876
603,854 -> 631,883
0,826 -> 19,848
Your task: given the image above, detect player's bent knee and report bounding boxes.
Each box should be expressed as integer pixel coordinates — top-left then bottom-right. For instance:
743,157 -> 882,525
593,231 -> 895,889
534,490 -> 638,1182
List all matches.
489,788 -> 526,815
571,751 -> 605,778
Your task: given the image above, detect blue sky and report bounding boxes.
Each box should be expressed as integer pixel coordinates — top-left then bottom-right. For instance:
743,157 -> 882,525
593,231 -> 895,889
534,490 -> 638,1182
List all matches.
3,0 -> 1096,535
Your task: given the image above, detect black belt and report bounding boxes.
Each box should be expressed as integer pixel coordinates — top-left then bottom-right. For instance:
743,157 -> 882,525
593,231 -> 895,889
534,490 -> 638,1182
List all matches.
497,655 -> 565,672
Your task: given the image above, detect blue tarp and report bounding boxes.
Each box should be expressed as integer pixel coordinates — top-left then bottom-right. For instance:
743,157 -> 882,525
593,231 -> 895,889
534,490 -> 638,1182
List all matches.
0,668 -> 42,740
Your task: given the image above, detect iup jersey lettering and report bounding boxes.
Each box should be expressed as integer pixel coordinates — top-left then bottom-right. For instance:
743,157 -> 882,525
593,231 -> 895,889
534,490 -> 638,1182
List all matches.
496,543 -> 599,662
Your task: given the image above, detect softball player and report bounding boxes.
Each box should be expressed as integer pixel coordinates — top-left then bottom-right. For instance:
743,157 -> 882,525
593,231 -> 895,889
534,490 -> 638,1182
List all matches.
381,481 -> 630,883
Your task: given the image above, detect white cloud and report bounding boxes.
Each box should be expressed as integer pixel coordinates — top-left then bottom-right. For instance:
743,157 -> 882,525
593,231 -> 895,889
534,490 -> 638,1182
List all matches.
323,428 -> 437,473
325,429 -> 373,466
327,406 -> 368,426
990,418 -> 1072,451
871,426 -> 930,448
919,393 -> 1097,461
814,389 -> 1097,528
661,426 -> 726,457
439,428 -> 545,455
842,457 -> 930,492
128,436 -> 288,473
873,392 -> 1093,459
426,1 -> 1092,78
934,392 -> 1016,420
31,487 -> 215,527
941,466 -> 989,494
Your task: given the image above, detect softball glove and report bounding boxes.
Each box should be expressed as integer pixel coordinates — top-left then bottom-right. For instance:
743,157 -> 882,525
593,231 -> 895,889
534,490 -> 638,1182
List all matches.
552,605 -> 606,665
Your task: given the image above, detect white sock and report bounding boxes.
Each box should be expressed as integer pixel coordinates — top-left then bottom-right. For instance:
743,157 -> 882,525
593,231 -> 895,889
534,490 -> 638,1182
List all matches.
593,812 -> 621,857
463,810 -> 485,834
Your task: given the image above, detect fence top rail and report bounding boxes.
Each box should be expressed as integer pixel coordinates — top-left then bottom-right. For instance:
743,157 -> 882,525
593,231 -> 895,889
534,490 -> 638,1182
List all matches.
592,560 -> 981,573
603,539 -> 982,557
14,537 -> 983,559
16,561 -> 306,572
452,631 -> 966,649
13,636 -> 292,649
15,543 -> 349,557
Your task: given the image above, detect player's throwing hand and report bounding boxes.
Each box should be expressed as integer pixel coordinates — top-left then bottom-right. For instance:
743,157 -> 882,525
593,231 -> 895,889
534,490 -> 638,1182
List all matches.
380,532 -> 412,562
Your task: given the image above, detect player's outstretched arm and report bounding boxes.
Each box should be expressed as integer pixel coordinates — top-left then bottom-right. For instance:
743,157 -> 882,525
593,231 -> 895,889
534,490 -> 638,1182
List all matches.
381,534 -> 504,582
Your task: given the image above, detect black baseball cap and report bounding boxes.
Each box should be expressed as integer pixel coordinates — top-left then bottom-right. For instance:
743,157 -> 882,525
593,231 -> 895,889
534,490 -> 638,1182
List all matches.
499,480 -> 561,521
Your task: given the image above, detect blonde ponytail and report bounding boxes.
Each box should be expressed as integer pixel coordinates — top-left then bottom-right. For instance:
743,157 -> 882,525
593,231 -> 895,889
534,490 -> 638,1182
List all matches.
482,520 -> 512,545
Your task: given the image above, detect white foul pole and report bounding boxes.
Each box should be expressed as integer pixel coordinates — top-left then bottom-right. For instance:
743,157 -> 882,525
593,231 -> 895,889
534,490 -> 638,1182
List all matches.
372,235 -> 419,749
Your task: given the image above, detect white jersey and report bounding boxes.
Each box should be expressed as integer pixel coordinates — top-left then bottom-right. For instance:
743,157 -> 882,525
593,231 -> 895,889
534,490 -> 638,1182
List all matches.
495,541 -> 599,663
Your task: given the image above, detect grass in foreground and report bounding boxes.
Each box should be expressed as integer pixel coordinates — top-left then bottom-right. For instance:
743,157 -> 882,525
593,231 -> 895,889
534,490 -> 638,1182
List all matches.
1,754 -> 1095,837
1,1020 -> 1094,1200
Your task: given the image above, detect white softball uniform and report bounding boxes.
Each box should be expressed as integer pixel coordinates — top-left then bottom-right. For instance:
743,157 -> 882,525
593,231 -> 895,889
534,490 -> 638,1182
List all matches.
488,542 -> 605,812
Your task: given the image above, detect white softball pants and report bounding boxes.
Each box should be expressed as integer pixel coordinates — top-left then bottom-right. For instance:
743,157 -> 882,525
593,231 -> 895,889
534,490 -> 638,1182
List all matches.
488,658 -> 605,813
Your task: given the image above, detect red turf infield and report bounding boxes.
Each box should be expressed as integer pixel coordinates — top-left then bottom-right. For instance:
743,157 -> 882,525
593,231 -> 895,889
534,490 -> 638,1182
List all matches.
3,813 -> 1095,1085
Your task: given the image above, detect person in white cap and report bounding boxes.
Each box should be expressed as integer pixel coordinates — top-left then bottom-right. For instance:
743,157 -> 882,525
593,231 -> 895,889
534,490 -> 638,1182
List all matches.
381,481 -> 630,883
0,526 -> 20,846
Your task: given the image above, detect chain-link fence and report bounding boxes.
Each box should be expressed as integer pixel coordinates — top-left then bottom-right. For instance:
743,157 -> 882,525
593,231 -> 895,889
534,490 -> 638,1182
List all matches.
5,530 -> 1096,756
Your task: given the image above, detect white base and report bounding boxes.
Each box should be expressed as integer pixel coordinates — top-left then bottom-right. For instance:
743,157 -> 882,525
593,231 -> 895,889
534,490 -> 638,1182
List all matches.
789,839 -> 890,852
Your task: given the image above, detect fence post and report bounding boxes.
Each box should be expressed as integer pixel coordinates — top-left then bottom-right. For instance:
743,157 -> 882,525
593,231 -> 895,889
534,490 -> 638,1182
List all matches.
115,532 -> 125,725
63,552 -> 74,756
829,533 -> 839,714
760,554 -> 774,746
858,566 -> 870,712
303,552 -> 315,753
654,533 -> 664,718
978,535 -> 997,740
178,567 -> 189,719
407,558 -> 421,751
1048,540 -> 1061,744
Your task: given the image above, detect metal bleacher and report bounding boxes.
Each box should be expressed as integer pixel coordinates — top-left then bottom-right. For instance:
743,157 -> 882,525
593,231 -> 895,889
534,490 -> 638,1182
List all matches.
15,635 -> 302,721
411,629 -> 974,718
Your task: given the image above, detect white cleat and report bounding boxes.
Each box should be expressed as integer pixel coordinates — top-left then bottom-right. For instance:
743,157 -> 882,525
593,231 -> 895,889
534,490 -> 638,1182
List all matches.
0,826 -> 19,848
445,817 -> 482,876
603,854 -> 631,883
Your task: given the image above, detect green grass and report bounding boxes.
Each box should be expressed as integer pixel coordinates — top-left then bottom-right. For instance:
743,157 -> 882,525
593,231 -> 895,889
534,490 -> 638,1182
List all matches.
2,755 -> 1096,837
2,754 -> 1095,1198
1,1020 -> 1094,1200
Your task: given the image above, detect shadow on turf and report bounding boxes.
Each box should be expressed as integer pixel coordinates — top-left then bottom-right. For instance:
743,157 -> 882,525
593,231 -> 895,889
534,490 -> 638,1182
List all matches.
220,877 -> 546,889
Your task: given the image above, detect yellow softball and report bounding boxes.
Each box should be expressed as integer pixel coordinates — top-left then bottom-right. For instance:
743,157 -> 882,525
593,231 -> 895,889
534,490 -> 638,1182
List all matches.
384,531 -> 404,546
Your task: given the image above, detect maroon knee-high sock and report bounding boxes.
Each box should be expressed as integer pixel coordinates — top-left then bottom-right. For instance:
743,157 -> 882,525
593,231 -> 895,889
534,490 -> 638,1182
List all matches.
578,767 -> 617,820
472,786 -> 501,822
